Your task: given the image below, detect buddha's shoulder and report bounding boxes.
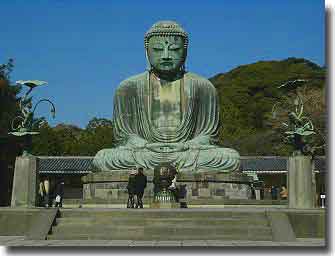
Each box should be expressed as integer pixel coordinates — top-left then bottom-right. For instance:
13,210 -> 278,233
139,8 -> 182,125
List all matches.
117,72 -> 147,90
185,72 -> 216,89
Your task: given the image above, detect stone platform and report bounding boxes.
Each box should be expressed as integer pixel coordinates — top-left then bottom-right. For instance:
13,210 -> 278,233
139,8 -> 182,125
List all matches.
81,170 -> 253,204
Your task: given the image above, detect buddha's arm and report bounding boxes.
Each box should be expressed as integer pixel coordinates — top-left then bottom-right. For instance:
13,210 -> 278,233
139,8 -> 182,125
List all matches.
184,79 -> 219,149
125,135 -> 148,148
187,135 -> 210,145
185,136 -> 217,150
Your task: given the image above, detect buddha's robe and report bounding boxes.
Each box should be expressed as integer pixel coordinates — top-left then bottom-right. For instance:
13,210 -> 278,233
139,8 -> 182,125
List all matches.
93,71 -> 239,172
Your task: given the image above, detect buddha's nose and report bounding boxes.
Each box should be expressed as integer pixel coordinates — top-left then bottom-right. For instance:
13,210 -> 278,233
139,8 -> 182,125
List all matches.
162,47 -> 172,61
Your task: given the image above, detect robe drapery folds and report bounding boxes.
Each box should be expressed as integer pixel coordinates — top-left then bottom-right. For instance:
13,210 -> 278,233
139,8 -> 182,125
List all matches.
93,71 -> 240,172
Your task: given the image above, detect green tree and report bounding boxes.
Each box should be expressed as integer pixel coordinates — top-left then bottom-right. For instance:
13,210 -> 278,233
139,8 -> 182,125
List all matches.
31,122 -> 61,155
32,118 -> 115,156
210,58 -> 326,155
0,59 -> 21,136
77,118 -> 114,155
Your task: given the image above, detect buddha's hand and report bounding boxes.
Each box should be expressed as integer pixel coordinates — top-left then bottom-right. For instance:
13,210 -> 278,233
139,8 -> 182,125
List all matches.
126,135 -> 149,148
184,136 -> 218,150
145,142 -> 189,153
185,141 -> 217,150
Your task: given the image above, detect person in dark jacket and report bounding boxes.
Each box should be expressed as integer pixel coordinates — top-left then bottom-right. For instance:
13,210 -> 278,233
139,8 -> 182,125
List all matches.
127,170 -> 137,208
54,178 -> 65,208
271,186 -> 278,200
134,167 -> 147,208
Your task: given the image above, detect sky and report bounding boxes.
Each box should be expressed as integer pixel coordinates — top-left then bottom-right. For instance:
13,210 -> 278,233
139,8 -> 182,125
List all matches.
1,0 -> 324,128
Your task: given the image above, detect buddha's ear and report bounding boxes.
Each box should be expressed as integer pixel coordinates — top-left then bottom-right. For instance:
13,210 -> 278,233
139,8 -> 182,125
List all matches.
145,50 -> 152,71
181,45 -> 188,72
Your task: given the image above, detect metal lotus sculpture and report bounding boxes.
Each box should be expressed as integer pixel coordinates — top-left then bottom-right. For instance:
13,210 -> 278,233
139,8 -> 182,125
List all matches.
272,79 -> 318,156
9,80 -> 56,156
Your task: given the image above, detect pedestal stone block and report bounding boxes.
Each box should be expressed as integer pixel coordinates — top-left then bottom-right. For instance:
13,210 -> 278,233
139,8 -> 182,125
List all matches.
288,156 -> 315,209
150,201 -> 179,208
11,156 -> 38,207
81,170 -> 253,204
198,188 -> 211,198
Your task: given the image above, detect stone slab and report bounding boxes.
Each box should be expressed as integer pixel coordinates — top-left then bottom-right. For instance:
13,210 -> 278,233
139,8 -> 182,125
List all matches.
267,211 -> 296,242
287,211 -> 325,238
1,239 -> 325,247
288,156 -> 315,209
150,202 -> 179,209
26,208 -> 59,240
11,156 -> 38,207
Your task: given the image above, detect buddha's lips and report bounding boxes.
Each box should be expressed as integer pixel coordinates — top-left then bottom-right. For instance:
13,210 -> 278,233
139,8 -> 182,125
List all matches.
160,61 -> 173,65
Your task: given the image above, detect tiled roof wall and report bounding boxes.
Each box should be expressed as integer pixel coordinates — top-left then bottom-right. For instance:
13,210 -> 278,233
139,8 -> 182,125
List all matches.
37,156 -> 326,174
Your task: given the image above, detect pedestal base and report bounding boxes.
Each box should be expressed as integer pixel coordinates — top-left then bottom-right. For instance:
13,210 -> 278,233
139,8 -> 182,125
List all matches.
150,201 -> 180,208
11,156 -> 38,207
81,170 -> 253,205
288,156 -> 315,209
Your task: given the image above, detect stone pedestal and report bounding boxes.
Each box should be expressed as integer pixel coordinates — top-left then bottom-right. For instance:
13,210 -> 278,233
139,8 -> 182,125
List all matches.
288,156 -> 315,209
11,156 -> 38,207
150,201 -> 179,208
82,170 -> 253,205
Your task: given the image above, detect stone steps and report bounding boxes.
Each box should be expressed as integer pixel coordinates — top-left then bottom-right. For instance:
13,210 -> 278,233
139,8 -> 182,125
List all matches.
48,228 -> 272,241
48,234 -> 272,241
76,199 -> 287,205
58,210 -> 266,218
51,224 -> 271,234
47,209 -> 273,241
56,217 -> 269,226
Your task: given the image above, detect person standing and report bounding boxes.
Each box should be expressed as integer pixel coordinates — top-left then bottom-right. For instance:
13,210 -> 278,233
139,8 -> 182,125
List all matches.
271,186 -> 278,200
280,185 -> 288,200
126,170 -> 137,208
178,184 -> 188,208
54,178 -> 65,208
250,184 -> 256,199
168,166 -> 180,203
135,167 -> 147,208
38,176 -> 50,207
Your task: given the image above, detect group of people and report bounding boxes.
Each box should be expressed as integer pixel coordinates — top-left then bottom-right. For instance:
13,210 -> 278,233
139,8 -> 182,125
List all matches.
126,167 -> 147,208
264,185 -> 287,200
126,166 -> 188,208
271,185 -> 288,200
38,177 -> 64,208
250,184 -> 288,200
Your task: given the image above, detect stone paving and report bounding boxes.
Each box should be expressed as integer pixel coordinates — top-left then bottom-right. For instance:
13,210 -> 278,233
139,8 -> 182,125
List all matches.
0,236 -> 325,247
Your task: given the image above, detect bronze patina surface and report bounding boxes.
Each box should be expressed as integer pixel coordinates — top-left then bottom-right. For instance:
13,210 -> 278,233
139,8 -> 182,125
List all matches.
93,21 -> 240,172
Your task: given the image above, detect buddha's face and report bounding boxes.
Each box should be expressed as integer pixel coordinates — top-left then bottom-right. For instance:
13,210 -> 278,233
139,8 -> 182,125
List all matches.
147,35 -> 186,74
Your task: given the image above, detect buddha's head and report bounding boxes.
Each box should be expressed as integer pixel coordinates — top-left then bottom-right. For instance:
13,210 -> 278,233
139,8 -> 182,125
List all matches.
145,21 -> 188,77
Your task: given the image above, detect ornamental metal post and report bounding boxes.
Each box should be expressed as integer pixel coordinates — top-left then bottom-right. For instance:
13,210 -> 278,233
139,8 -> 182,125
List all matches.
9,80 -> 56,207
272,80 -> 321,209
9,80 -> 56,156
